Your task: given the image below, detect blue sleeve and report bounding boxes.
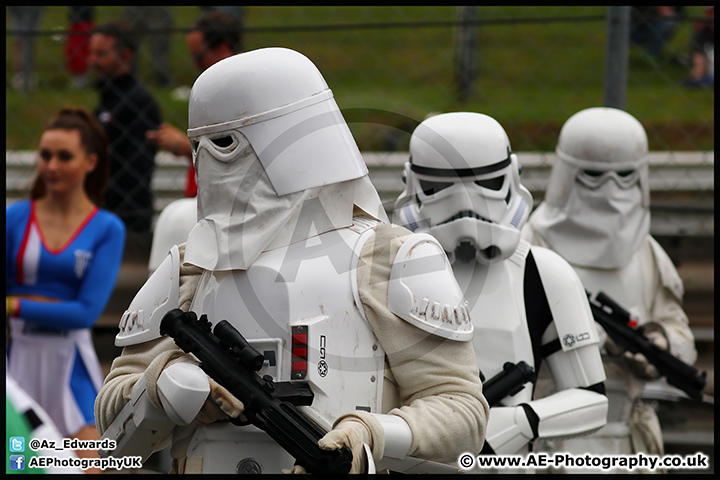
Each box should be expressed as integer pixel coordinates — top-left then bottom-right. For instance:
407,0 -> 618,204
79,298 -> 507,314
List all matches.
6,202 -> 27,290
18,215 -> 126,330
6,207 -> 14,287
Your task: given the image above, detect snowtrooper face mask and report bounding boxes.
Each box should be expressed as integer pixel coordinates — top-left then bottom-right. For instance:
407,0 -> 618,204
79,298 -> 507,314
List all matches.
186,129 -> 311,271
529,107 -> 650,269
534,157 -> 650,269
183,48 -> 387,271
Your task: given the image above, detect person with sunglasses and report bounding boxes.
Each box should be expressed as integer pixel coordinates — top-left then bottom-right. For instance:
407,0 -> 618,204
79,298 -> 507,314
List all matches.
146,11 -> 242,200
145,11 -> 243,275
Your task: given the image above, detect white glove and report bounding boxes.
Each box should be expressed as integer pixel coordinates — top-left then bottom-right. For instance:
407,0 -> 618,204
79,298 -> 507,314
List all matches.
191,377 -> 245,426
156,361 -> 244,426
281,465 -> 307,475
623,331 -> 668,380
317,418 -> 372,474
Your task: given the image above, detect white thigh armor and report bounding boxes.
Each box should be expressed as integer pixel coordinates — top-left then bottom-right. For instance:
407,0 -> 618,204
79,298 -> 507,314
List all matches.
183,219 -> 387,473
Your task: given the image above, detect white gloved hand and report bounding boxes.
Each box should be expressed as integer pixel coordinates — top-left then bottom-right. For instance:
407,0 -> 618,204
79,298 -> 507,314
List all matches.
597,322 -> 622,356
208,377 -> 245,418
281,465 -> 307,475
191,377 -> 245,426
317,418 -> 371,474
623,331 -> 668,380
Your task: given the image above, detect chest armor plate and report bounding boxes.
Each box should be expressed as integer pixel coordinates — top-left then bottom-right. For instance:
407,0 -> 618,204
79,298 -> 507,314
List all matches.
572,252 -> 649,325
189,222 -> 385,430
454,257 -> 534,406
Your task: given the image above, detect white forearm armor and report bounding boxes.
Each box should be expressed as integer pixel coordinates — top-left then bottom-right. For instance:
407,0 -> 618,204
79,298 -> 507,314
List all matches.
100,363 -> 211,461
99,376 -> 173,461
485,387 -> 608,455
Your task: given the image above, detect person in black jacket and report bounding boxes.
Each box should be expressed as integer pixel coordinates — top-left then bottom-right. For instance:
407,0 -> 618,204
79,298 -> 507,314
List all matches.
88,20 -> 162,232
630,6 -> 684,60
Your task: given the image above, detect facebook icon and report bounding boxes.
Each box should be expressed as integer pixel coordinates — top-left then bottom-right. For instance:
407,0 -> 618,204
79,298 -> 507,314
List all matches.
9,455 -> 25,470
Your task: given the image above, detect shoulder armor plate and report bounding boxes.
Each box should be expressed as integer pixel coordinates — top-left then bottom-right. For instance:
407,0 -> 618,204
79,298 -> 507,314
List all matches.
531,246 -> 599,351
116,245 -> 181,346
387,233 -> 473,341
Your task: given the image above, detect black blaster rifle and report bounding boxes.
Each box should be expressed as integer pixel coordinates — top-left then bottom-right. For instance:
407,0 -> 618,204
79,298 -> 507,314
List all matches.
478,361 -> 536,455
480,361 -> 536,407
587,290 -> 707,402
159,308 -> 352,474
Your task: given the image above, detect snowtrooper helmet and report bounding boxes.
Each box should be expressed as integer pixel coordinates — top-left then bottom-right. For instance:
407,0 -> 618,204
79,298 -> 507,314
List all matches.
546,106 -> 650,209
393,112 -> 532,264
183,47 -> 385,271
187,47 -> 367,195
529,107 -> 650,269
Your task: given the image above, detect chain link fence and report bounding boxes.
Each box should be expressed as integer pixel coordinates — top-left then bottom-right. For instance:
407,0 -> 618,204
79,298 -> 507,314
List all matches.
6,6 -> 714,241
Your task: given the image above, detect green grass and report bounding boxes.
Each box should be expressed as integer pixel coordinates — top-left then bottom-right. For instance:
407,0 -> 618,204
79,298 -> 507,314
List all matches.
6,6 -> 714,152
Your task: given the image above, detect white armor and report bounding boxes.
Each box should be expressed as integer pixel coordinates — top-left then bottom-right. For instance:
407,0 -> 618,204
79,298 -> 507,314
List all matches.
451,244 -> 607,455
393,112 -> 533,265
180,219 -> 429,473
148,198 -> 197,274
103,218 -> 471,473
116,245 -> 181,346
188,221 -> 388,433
527,107 -> 651,269
99,376 -> 176,461
522,108 -> 697,472
394,112 -> 608,458
183,47 -> 387,272
387,233 -> 473,341
99,49 -> 484,475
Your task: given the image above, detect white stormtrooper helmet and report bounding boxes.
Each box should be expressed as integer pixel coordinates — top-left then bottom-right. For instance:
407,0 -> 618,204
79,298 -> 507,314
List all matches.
393,112 -> 533,265
183,47 -> 387,271
529,107 -> 650,269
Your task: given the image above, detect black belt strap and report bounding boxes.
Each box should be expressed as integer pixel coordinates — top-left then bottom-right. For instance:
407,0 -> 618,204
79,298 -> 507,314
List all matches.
523,250 -> 555,375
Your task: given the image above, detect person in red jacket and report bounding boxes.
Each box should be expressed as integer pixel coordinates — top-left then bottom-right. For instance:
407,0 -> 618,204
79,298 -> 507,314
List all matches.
65,6 -> 94,89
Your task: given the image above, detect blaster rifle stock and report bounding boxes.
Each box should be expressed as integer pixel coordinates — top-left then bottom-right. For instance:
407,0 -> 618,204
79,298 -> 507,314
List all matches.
481,361 -> 536,407
159,308 -> 352,474
587,290 -> 706,402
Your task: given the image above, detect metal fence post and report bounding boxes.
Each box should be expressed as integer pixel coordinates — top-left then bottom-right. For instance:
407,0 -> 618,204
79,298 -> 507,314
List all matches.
604,6 -> 630,109
455,6 -> 477,102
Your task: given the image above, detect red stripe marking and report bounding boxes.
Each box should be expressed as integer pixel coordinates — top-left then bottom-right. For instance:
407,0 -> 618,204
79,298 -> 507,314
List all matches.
33,203 -> 99,254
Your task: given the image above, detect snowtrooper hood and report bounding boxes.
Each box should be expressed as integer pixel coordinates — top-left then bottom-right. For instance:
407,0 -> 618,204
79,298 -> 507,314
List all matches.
183,47 -> 387,271
529,107 -> 650,269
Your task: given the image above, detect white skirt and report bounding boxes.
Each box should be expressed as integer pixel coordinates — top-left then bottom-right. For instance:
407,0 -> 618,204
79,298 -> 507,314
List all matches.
7,317 -> 105,438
